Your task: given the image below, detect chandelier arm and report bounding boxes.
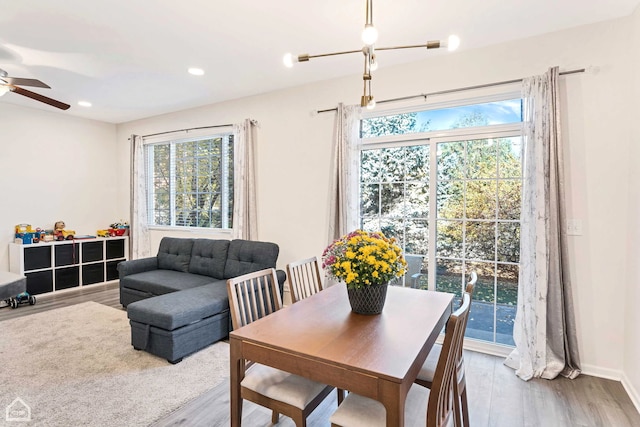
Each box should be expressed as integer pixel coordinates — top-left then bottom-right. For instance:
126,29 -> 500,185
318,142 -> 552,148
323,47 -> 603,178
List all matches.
376,42 -> 443,51
304,49 -> 365,60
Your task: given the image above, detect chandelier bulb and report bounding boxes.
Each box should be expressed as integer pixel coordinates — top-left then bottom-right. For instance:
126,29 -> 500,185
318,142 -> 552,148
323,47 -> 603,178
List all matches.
283,53 -> 295,68
370,59 -> 379,71
0,85 -> 9,96
361,24 -> 378,46
367,98 -> 376,109
447,35 -> 460,52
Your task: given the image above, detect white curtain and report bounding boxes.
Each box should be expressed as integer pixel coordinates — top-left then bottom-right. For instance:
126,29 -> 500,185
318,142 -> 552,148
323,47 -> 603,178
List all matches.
130,134 -> 151,259
232,119 -> 258,240
504,67 -> 581,381
327,103 -> 361,244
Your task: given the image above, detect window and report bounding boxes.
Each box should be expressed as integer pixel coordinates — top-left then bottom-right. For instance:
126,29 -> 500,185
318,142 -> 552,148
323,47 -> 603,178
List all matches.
359,96 -> 522,346
145,133 -> 234,229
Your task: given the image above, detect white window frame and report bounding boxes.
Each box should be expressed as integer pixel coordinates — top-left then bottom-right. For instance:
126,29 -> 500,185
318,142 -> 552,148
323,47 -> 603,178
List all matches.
145,132 -> 234,231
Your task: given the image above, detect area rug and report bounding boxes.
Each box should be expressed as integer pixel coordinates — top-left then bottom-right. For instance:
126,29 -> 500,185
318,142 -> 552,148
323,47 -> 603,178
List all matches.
0,302 -> 229,426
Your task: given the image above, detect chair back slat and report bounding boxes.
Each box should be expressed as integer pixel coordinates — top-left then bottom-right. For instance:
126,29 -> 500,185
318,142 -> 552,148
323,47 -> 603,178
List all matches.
286,257 -> 324,303
427,292 -> 471,427
227,268 -> 282,330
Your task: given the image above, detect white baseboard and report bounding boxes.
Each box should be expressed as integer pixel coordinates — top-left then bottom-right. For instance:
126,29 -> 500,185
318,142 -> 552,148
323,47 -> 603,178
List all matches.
580,363 -> 623,381
621,373 -> 640,414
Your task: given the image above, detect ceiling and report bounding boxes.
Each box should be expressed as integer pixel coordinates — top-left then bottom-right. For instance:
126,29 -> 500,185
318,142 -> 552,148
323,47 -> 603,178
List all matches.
1,0 -> 639,124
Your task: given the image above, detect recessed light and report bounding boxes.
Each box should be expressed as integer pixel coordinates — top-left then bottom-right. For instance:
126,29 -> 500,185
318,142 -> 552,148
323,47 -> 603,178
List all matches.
188,67 -> 205,76
78,101 -> 92,107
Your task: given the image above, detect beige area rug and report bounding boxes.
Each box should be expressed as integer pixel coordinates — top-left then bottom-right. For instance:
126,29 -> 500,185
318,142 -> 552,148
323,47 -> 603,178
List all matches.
0,302 -> 229,426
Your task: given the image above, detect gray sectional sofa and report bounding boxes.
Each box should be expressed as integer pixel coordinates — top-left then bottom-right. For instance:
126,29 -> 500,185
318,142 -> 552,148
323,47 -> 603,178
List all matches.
118,237 -> 285,363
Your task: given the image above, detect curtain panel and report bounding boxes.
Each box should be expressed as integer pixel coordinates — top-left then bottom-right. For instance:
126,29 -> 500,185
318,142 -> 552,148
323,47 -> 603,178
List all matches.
327,103 -> 361,244
504,67 -> 581,381
130,134 -> 151,259
232,119 -> 258,240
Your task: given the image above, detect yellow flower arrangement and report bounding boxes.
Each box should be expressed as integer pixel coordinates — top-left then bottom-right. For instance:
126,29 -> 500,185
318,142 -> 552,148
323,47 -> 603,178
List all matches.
322,229 -> 407,289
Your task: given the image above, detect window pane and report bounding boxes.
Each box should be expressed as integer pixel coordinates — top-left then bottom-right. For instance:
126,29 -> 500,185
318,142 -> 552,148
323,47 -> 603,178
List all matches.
405,183 -> 429,218
361,149 -> 381,182
361,99 -> 523,138
437,141 -> 465,181
405,145 -> 429,181
498,180 -> 521,220
465,221 -> 495,261
465,180 -> 497,219
146,134 -> 233,229
497,222 -> 520,263
496,263 -> 518,345
405,219 -> 428,255
499,137 -> 523,178
380,148 -> 404,182
467,139 -> 497,179
380,183 -> 403,216
437,180 -> 464,219
360,183 -> 379,217
437,220 -> 462,258
436,259 -> 463,297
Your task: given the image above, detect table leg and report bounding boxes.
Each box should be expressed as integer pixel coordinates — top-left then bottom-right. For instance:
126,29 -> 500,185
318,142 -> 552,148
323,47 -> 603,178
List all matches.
380,380 -> 406,427
230,337 -> 243,427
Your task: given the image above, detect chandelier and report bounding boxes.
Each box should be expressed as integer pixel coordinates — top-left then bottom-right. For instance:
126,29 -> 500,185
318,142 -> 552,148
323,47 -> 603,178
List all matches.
283,0 -> 460,109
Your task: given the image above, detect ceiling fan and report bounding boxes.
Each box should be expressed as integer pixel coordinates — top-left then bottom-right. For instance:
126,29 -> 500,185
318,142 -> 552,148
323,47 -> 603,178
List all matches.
0,68 -> 70,110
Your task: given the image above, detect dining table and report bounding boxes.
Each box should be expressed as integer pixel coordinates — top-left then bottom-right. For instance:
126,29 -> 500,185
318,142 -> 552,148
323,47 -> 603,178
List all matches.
229,282 -> 454,427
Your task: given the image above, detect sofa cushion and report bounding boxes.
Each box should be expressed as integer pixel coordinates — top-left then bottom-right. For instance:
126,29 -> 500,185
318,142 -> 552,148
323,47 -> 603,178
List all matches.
188,239 -> 230,279
120,270 -> 214,296
127,282 -> 229,330
157,237 -> 194,272
224,239 -> 280,279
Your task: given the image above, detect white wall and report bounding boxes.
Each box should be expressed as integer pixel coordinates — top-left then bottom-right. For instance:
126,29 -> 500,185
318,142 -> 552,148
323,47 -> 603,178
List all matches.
624,4 -> 640,410
116,17 -> 635,378
0,103 -> 119,271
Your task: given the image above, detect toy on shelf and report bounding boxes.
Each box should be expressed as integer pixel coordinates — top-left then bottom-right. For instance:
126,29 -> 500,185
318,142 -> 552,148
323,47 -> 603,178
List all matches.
14,224 -> 45,244
108,220 -> 129,237
54,221 -> 76,241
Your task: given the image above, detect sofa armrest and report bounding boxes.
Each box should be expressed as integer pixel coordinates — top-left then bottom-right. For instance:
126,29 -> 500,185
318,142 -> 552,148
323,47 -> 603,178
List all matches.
118,257 -> 159,278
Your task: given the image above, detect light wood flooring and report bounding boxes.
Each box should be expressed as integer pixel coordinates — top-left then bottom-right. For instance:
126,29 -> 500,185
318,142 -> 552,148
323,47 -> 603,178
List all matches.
2,283 -> 639,427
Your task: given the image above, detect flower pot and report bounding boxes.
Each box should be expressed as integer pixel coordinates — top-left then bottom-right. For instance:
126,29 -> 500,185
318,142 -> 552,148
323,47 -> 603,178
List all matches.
347,282 -> 389,315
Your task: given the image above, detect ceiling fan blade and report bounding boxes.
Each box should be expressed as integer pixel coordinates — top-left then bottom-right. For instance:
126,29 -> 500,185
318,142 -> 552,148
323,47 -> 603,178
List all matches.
4,77 -> 51,88
11,86 -> 70,110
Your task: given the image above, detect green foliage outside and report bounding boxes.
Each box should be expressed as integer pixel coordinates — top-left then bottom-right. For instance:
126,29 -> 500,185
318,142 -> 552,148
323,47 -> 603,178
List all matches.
360,110 -> 522,307
148,136 -> 234,228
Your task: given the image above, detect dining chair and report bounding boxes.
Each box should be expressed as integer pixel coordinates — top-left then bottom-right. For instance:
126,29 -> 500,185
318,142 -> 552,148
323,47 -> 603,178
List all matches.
286,257 -> 345,404
414,270 -> 478,427
286,256 -> 324,304
329,293 -> 472,427
227,268 -> 335,427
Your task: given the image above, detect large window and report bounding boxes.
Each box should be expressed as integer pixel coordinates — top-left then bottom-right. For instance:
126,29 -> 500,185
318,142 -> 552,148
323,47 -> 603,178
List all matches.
145,134 -> 234,229
359,96 -> 522,346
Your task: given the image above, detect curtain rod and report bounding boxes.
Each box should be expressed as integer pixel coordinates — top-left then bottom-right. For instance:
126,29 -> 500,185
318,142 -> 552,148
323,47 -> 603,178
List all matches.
316,68 -> 586,114
128,123 -> 234,140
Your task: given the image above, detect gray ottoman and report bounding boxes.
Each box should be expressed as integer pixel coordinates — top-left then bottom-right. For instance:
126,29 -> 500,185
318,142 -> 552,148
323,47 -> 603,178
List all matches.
0,272 -> 27,308
127,283 -> 230,363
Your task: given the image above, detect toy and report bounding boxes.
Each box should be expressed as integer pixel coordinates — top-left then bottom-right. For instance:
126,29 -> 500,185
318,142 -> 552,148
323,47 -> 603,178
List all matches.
8,291 -> 36,309
54,221 -> 76,241
97,229 -> 111,237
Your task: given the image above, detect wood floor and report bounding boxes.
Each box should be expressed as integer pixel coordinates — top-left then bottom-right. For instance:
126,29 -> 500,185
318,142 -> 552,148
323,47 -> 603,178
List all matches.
2,284 -> 639,427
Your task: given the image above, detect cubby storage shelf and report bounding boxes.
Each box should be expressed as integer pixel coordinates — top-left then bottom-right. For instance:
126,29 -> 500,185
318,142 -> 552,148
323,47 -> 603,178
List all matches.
9,237 -> 128,296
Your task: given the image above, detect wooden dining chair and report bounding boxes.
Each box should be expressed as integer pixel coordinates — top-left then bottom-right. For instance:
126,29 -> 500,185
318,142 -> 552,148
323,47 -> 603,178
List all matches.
286,257 -> 345,403
286,256 -> 324,304
414,270 -> 478,427
330,293 -> 472,427
227,268 -> 335,427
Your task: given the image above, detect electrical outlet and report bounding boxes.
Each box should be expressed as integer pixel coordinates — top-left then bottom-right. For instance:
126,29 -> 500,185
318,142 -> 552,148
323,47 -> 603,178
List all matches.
566,219 -> 583,236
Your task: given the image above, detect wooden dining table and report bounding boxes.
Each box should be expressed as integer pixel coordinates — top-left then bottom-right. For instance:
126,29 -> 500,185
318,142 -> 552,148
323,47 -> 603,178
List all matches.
229,282 -> 454,427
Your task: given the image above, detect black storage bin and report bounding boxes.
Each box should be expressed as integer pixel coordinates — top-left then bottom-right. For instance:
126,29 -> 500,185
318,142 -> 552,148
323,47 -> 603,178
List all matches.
56,266 -> 80,290
82,241 -> 103,263
26,270 -> 53,295
106,260 -> 121,281
106,239 -> 125,259
83,263 -> 104,285
55,244 -> 79,267
24,246 -> 52,271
